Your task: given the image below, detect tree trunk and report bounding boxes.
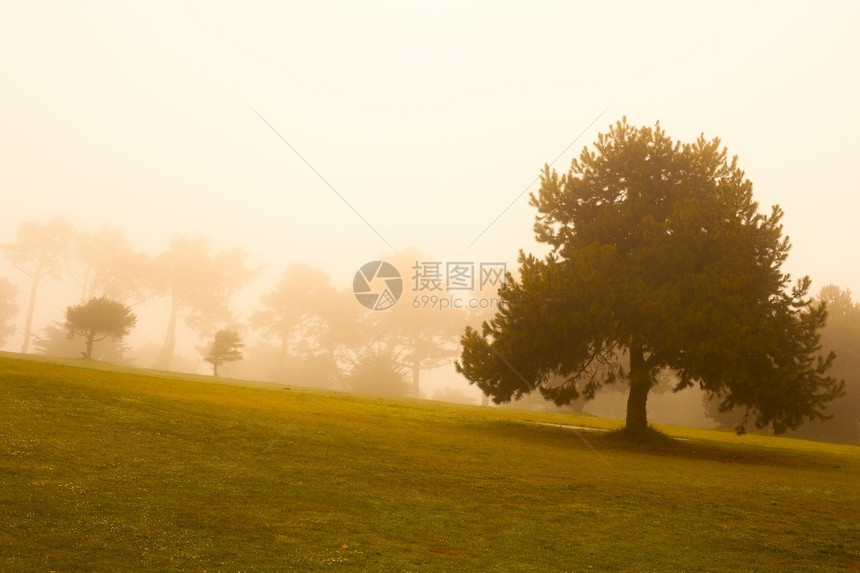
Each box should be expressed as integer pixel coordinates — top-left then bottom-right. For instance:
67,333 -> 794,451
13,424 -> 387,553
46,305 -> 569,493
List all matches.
412,361 -> 420,398
625,342 -> 651,434
20,271 -> 42,354
213,363 -> 219,377
156,297 -> 178,370
84,334 -> 94,359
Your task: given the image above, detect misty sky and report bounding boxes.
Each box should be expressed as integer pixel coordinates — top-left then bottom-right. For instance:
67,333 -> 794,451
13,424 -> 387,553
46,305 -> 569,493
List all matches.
2,1 -> 860,340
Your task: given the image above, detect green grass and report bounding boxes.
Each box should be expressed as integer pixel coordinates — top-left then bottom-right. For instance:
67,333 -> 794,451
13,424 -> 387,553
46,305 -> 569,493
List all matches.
1,353 -> 858,571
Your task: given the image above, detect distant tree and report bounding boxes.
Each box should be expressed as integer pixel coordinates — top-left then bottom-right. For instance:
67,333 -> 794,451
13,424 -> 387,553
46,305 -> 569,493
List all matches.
457,119 -> 843,436
802,285 -> 860,442
252,264 -> 360,383
2,219 -> 76,353
392,295 -> 466,398
149,235 -> 260,369
202,329 -> 244,377
70,226 -> 150,304
365,247 -> 471,398
33,321 -> 131,363
342,347 -> 411,397
65,297 -> 137,359
253,264 -> 337,357
0,277 -> 18,347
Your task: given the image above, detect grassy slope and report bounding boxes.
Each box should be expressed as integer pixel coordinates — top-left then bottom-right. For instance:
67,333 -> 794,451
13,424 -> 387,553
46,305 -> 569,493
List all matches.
0,354 -> 857,572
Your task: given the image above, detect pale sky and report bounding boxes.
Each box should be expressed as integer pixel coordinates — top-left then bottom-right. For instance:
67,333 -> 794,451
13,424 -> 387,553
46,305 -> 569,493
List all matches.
2,1 -> 859,357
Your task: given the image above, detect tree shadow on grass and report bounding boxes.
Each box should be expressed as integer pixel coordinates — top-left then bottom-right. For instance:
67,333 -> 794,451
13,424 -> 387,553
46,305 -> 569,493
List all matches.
593,426 -> 838,469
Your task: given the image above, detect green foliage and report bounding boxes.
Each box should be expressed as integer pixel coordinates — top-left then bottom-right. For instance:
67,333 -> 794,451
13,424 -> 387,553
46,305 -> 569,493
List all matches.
202,329 -> 244,376
457,118 -> 843,435
65,297 -> 137,359
0,277 -> 17,346
706,285 -> 860,444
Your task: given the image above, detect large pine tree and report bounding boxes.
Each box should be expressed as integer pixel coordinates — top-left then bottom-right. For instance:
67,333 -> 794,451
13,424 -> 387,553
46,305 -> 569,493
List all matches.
457,119 -> 843,435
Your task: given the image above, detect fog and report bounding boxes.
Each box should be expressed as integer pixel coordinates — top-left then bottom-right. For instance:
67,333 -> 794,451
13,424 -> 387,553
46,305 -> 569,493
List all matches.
2,2 -> 860,420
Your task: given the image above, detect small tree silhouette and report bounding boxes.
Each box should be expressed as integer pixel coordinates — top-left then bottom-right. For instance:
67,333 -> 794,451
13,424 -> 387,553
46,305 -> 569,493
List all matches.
203,330 -> 244,376
65,296 -> 136,360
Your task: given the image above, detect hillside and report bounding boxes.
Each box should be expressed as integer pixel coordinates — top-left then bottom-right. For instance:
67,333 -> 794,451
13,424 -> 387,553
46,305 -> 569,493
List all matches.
1,354 -> 857,571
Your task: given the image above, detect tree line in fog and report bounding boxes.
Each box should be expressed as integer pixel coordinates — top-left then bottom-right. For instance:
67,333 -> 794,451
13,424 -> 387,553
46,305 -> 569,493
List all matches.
0,219 -> 479,399
1,218 -> 858,443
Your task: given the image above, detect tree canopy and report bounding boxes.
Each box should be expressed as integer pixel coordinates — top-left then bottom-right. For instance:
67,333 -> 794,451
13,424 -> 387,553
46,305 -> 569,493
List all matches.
71,226 -> 150,304
150,235 -> 260,369
457,118 -> 843,435
203,329 -> 244,377
2,219 -> 76,353
251,264 -> 358,384
706,284 -> 860,443
368,247 -> 471,398
252,264 -> 354,357
65,296 -> 137,360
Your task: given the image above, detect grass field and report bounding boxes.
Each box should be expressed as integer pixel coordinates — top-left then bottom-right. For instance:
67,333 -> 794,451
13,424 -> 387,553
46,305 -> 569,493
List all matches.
1,353 -> 858,571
